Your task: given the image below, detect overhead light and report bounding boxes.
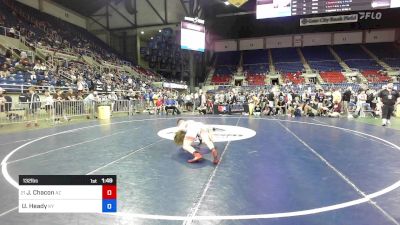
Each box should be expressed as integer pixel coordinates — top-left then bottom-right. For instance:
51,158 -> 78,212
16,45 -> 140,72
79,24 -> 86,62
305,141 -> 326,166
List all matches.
140,31 -> 144,34
224,1 -> 230,5
159,29 -> 162,32
150,37 -> 154,40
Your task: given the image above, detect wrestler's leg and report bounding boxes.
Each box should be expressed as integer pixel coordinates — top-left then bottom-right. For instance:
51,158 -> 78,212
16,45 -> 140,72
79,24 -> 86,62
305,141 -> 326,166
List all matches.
200,131 -> 219,164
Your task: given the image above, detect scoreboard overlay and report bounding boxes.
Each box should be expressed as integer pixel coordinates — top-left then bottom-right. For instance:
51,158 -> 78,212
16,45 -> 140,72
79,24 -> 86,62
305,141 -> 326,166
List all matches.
19,175 -> 117,213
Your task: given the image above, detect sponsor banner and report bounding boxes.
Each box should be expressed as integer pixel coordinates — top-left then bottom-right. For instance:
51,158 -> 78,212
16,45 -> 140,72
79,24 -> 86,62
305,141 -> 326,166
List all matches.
212,104 -> 249,114
157,125 -> 256,142
217,105 -> 229,114
230,104 -> 246,113
162,82 -> 188,89
300,14 -> 358,26
358,11 -> 382,20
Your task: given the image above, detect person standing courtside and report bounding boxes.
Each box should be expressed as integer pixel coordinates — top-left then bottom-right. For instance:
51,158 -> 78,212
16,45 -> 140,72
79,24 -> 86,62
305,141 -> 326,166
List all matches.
378,83 -> 399,126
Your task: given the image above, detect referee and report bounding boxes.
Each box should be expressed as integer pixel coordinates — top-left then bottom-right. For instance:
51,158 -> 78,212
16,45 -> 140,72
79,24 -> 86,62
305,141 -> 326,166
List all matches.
378,83 -> 399,126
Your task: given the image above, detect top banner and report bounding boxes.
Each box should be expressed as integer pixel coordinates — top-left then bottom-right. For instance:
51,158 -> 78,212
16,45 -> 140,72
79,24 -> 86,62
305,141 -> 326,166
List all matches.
300,14 -> 358,26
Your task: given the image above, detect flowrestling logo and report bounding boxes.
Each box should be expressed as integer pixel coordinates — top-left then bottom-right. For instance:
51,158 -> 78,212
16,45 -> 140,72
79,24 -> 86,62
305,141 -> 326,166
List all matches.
157,125 -> 256,142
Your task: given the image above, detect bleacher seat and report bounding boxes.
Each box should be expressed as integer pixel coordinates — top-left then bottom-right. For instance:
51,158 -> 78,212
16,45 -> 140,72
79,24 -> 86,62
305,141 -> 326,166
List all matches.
302,46 -> 342,72
275,62 -> 304,73
302,46 -> 335,61
362,70 -> 392,83
333,44 -> 383,70
243,49 -> 268,64
215,51 -> 241,66
309,61 -> 342,72
320,72 -> 346,83
365,43 -> 400,68
284,72 -> 305,84
272,48 -> 304,73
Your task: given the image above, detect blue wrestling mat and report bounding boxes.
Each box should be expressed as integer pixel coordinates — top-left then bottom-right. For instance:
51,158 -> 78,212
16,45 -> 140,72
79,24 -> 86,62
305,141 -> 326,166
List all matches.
0,115 -> 399,225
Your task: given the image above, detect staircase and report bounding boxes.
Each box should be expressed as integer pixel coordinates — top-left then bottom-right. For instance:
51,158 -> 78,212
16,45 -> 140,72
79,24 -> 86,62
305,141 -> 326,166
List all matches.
328,46 -> 350,71
268,49 -> 276,73
205,68 -> 215,85
360,45 -> 392,71
297,48 -> 311,71
316,74 -> 325,84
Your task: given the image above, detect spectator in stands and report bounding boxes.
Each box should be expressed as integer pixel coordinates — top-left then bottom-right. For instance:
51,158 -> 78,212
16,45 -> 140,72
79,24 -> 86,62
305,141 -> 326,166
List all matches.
8,27 -> 15,38
20,51 -> 27,60
5,50 -> 12,60
127,77 -> 133,86
53,89 -> 65,123
108,91 -> 118,113
0,87 -> 6,113
0,15 -> 5,26
30,71 -> 37,80
84,91 -> 99,119
77,77 -> 86,94
44,90 -> 54,120
66,88 -> 76,101
0,64 -> 10,78
26,87 -> 40,127
33,60 -> 46,71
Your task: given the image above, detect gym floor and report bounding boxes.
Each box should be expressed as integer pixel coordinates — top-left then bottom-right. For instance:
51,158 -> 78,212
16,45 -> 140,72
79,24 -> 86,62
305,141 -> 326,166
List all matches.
0,115 -> 400,225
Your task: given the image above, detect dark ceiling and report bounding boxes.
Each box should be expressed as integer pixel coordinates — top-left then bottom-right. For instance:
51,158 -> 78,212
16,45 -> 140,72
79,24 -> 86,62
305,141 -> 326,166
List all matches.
52,0 -> 112,16
53,0 -> 255,18
201,0 -> 255,18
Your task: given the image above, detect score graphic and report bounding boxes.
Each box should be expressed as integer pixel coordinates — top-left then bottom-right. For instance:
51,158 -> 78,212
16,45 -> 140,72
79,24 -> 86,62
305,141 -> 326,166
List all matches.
19,175 -> 117,213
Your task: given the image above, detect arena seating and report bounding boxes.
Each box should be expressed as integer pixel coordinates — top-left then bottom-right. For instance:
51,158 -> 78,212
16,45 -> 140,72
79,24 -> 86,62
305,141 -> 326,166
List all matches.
308,61 -> 343,72
301,46 -> 342,71
319,71 -> 346,83
332,45 -> 383,70
210,51 -> 240,84
384,58 -> 400,68
211,74 -> 232,85
365,43 -> 400,68
284,72 -> 305,84
242,50 -> 269,85
271,48 -> 304,73
275,62 -> 304,73
0,0 -> 168,92
242,49 -> 268,65
215,51 -> 241,66
211,65 -> 236,84
301,46 -> 335,61
243,64 -> 269,74
245,73 -> 266,86
345,59 -> 383,70
361,70 -> 392,83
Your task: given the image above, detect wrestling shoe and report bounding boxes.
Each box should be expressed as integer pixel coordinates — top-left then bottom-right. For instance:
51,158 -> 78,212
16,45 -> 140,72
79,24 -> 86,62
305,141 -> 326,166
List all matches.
188,152 -> 203,163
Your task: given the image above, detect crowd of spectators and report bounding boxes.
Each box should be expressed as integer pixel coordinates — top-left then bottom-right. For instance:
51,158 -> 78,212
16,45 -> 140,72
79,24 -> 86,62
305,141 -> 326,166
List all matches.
1,0 -> 124,65
137,84 -> 399,125
0,0 -> 168,93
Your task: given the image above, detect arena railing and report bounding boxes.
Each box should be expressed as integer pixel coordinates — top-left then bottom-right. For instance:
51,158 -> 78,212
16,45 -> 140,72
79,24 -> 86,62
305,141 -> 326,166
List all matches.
0,99 -> 145,126
0,100 -> 93,125
0,26 -> 21,39
0,84 -> 74,94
